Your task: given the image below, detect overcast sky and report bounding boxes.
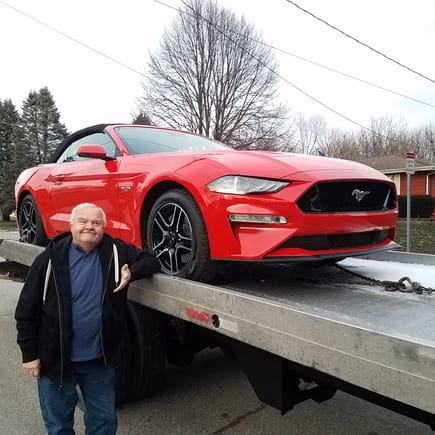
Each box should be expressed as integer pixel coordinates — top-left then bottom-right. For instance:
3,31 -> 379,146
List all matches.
1,0 -> 434,133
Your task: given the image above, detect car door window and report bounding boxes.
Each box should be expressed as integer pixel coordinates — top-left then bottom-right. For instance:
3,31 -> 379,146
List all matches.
57,132 -> 120,163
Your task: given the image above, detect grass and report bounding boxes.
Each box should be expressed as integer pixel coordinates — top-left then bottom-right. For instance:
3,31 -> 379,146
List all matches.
395,219 -> 435,255
0,220 -> 18,230
1,218 -> 434,254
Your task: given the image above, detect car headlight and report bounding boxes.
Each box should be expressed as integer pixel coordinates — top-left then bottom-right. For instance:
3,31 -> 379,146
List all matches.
207,176 -> 289,195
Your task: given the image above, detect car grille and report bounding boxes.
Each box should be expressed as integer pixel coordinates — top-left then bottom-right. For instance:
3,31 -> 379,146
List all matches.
297,181 -> 396,213
281,229 -> 389,250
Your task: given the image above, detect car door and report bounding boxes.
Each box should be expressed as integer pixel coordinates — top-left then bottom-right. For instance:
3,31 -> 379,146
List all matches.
48,132 -> 122,237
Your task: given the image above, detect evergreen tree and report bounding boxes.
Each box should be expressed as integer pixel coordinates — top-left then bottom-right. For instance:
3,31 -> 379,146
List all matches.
132,111 -> 153,125
21,87 -> 68,163
0,99 -> 21,219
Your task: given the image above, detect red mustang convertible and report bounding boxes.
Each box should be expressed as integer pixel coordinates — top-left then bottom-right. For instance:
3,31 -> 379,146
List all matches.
15,124 -> 399,281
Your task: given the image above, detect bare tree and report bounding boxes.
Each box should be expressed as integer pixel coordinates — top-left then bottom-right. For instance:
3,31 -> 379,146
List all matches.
139,0 -> 288,148
323,116 -> 426,161
424,125 -> 435,164
293,114 -> 328,154
362,116 -> 408,156
415,124 -> 435,163
320,129 -> 357,159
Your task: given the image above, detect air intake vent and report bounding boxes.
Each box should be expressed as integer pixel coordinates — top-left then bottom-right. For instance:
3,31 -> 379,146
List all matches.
281,230 -> 389,250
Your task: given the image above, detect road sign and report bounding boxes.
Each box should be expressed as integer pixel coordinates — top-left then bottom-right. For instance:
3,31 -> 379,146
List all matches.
405,152 -> 415,174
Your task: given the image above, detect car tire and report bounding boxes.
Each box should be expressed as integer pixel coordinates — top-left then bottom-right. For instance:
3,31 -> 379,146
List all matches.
18,194 -> 48,245
146,189 -> 215,282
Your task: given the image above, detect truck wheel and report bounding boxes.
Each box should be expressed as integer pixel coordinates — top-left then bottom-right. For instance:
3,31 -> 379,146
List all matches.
113,324 -> 133,405
124,302 -> 166,402
18,194 -> 48,245
146,189 -> 215,282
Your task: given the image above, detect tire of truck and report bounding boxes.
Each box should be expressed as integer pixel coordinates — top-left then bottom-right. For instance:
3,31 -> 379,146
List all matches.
123,301 -> 167,402
18,194 -> 48,245
146,189 -> 216,282
113,322 -> 133,405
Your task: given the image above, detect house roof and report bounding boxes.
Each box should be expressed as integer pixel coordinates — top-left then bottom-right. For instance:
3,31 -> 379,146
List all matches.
356,155 -> 434,172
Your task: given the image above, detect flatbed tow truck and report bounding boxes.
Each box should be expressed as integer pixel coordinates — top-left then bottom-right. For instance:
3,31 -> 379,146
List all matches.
1,238 -> 434,430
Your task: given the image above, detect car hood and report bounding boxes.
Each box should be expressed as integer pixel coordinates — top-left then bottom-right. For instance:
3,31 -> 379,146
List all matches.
200,150 -> 388,180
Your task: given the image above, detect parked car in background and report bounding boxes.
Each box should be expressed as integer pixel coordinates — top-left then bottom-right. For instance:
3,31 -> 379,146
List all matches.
15,124 -> 399,281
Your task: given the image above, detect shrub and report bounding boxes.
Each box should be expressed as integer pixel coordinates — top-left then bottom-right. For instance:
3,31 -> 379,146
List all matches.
398,195 -> 434,218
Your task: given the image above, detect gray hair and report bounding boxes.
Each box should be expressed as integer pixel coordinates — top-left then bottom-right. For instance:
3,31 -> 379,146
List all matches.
70,203 -> 107,227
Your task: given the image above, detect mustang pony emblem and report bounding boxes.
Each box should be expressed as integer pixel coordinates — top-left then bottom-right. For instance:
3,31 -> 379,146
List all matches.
352,189 -> 371,202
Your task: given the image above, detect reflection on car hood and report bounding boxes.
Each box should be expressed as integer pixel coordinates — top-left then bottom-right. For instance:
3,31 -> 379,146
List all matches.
200,150 -> 387,180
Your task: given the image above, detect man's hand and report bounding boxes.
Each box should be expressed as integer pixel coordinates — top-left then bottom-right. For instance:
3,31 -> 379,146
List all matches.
23,359 -> 41,378
114,264 -> 131,293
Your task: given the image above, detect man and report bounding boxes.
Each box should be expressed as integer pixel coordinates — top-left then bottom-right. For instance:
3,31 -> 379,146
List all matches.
15,203 -> 161,435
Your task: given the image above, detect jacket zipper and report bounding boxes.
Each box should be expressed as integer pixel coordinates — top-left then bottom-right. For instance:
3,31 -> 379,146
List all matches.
42,260 -> 52,304
100,249 -> 114,365
52,269 -> 64,388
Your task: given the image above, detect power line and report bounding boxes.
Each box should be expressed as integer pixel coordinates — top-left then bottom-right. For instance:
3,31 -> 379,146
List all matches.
161,0 -> 377,131
154,2 -> 435,109
155,1 -> 435,111
165,0 -> 428,147
1,0 -> 432,135
2,0 -> 433,113
0,0 -> 147,79
267,45 -> 435,109
283,0 -> 435,85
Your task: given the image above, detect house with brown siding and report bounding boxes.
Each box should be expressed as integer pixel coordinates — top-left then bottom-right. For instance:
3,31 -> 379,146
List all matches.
356,155 -> 435,198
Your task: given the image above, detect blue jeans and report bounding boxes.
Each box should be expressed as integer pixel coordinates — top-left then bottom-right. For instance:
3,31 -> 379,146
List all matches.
37,359 -> 117,435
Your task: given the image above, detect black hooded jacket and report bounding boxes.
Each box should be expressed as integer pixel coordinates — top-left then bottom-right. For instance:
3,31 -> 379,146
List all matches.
15,232 -> 160,384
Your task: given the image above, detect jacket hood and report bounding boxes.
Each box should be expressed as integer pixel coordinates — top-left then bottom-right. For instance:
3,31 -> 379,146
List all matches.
46,232 -> 115,255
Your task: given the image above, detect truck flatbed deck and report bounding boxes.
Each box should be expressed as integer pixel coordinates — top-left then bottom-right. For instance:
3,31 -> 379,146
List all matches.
128,259 -> 435,416
1,239 -> 434,426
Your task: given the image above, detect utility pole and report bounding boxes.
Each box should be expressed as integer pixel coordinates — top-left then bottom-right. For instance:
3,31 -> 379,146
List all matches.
405,152 -> 415,252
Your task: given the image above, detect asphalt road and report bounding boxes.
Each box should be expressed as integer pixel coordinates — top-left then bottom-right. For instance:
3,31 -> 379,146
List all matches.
0,233 -> 433,435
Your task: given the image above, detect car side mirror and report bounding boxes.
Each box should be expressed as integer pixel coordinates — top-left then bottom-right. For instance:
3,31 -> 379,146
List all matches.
77,144 -> 116,161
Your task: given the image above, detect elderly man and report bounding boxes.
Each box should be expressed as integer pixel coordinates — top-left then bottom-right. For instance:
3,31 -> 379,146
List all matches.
15,203 -> 160,435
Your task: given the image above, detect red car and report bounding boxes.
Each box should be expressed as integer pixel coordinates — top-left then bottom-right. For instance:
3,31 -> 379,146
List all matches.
15,124 -> 399,281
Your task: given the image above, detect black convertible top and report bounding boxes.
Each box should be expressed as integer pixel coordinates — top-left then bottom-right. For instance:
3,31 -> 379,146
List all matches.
48,123 -> 126,163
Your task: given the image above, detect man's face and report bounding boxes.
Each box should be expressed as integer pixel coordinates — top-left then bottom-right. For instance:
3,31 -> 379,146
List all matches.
70,206 -> 105,250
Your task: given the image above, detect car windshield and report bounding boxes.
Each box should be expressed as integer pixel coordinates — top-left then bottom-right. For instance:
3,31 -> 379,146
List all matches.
115,126 -> 229,155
